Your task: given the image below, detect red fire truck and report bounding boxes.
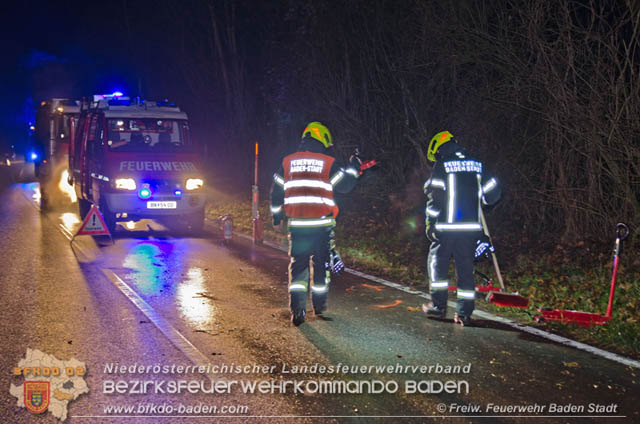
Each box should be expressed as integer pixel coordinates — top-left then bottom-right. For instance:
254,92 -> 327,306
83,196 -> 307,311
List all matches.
34,98 -> 80,209
68,94 -> 205,234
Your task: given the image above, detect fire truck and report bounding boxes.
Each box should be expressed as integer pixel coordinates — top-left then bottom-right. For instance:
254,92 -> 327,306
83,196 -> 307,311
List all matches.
68,94 -> 206,234
34,98 -> 80,209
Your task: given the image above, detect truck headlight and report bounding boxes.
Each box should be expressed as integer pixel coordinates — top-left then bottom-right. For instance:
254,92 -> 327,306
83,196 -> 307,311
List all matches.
115,178 -> 137,190
185,178 -> 203,190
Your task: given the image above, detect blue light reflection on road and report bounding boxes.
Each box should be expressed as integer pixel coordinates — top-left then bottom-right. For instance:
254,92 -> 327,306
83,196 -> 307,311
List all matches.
121,239 -> 215,326
122,241 -> 174,296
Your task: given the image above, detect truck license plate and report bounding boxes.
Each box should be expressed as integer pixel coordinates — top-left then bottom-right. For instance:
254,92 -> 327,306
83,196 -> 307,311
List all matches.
147,201 -> 177,209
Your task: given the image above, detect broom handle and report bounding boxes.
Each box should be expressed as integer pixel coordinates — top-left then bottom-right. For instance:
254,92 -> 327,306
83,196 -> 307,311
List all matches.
480,209 -> 505,291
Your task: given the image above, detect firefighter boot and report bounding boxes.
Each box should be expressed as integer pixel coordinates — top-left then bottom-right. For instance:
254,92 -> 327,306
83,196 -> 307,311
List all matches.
422,302 -> 447,319
453,313 -> 472,327
290,291 -> 307,326
312,293 -> 328,315
454,300 -> 474,326
291,308 -> 306,326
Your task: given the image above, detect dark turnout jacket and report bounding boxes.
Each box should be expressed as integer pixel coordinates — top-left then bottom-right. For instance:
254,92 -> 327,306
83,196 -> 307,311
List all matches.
423,142 -> 501,232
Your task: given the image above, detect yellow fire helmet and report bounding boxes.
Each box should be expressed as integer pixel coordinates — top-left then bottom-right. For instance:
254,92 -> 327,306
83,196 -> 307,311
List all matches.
302,121 -> 333,148
427,130 -> 454,162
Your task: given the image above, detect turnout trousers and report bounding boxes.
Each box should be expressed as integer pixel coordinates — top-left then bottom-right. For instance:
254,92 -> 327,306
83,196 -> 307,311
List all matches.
288,227 -> 332,312
427,231 -> 479,317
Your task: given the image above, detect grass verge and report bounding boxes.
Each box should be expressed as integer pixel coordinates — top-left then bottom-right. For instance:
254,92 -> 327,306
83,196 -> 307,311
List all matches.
205,189 -> 640,360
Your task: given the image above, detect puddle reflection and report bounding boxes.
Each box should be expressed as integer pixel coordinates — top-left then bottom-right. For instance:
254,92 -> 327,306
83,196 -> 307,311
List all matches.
177,267 -> 216,326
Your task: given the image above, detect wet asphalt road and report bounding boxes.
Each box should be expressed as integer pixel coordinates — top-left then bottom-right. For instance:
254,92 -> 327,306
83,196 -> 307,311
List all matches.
0,166 -> 638,424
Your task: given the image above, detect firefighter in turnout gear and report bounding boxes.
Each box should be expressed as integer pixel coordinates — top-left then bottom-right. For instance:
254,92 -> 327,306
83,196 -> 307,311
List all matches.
422,131 -> 501,326
271,122 -> 359,325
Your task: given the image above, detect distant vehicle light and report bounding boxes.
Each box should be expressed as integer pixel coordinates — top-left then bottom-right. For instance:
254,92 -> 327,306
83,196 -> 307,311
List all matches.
60,133 -> 65,138
115,178 -> 137,190
116,120 -> 124,126
138,187 -> 152,199
29,125 -> 35,131
57,106 -> 64,113
185,178 -> 203,190
29,152 -> 38,161
174,189 -> 183,197
112,91 -> 124,97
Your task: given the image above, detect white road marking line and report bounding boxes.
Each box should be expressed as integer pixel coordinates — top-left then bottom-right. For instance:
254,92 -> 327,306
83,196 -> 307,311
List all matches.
50,206 -> 218,376
234,231 -> 640,369
100,268 -> 215,373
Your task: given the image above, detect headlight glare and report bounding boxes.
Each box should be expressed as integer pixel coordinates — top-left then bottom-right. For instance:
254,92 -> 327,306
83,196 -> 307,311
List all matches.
115,178 -> 136,190
185,178 -> 203,190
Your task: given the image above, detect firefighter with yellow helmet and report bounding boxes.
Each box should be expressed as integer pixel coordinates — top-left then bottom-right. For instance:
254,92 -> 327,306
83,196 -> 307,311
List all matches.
271,122 -> 360,325
422,131 -> 501,326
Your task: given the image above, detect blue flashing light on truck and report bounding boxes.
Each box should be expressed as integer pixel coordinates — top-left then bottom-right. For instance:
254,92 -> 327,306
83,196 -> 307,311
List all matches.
68,95 -> 206,234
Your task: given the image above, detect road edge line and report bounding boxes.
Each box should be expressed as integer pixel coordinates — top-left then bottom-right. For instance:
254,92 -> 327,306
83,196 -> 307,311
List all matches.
233,232 -> 640,369
99,268 -> 215,372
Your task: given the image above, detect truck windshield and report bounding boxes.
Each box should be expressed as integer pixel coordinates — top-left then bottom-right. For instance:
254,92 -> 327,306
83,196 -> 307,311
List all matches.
106,119 -> 192,152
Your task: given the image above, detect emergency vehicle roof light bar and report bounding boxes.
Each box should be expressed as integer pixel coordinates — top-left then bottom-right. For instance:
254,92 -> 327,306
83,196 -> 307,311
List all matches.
93,92 -> 126,102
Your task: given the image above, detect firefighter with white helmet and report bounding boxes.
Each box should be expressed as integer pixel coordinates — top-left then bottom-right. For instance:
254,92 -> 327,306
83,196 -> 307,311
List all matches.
422,131 -> 501,326
271,122 -> 360,325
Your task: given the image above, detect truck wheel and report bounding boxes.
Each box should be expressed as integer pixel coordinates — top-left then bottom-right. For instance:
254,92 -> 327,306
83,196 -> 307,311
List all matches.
40,189 -> 49,212
186,208 -> 205,235
99,200 -> 117,234
78,198 -> 91,219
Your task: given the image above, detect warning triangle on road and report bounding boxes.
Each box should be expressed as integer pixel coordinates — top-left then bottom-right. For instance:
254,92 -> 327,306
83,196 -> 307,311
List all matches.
76,204 -> 111,236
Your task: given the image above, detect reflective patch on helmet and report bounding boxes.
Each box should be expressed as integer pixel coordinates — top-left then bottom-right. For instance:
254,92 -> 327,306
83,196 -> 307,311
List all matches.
309,127 -> 322,140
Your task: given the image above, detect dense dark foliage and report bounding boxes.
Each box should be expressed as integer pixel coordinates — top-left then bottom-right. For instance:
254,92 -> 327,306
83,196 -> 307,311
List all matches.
144,0 -> 638,245
17,0 -> 640,244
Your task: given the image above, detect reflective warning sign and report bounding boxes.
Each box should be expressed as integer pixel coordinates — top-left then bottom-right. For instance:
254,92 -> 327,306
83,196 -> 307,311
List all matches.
75,205 -> 111,236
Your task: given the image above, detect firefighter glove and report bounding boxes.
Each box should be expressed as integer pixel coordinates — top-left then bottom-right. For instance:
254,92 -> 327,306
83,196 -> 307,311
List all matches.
474,235 -> 495,260
349,154 -> 362,170
330,249 -> 345,274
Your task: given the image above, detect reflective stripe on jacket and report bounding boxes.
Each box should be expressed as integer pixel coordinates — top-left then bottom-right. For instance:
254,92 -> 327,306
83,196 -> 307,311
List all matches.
283,151 -> 337,219
424,148 -> 501,232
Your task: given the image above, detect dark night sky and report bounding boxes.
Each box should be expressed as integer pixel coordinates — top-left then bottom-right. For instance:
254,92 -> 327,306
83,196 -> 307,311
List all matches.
1,1 -> 154,150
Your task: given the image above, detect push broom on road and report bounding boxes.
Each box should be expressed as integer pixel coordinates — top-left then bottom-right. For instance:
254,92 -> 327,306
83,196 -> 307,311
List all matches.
449,209 -> 530,308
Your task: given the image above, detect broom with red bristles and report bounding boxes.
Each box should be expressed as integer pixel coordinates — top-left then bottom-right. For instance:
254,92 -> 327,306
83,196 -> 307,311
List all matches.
480,209 -> 530,308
